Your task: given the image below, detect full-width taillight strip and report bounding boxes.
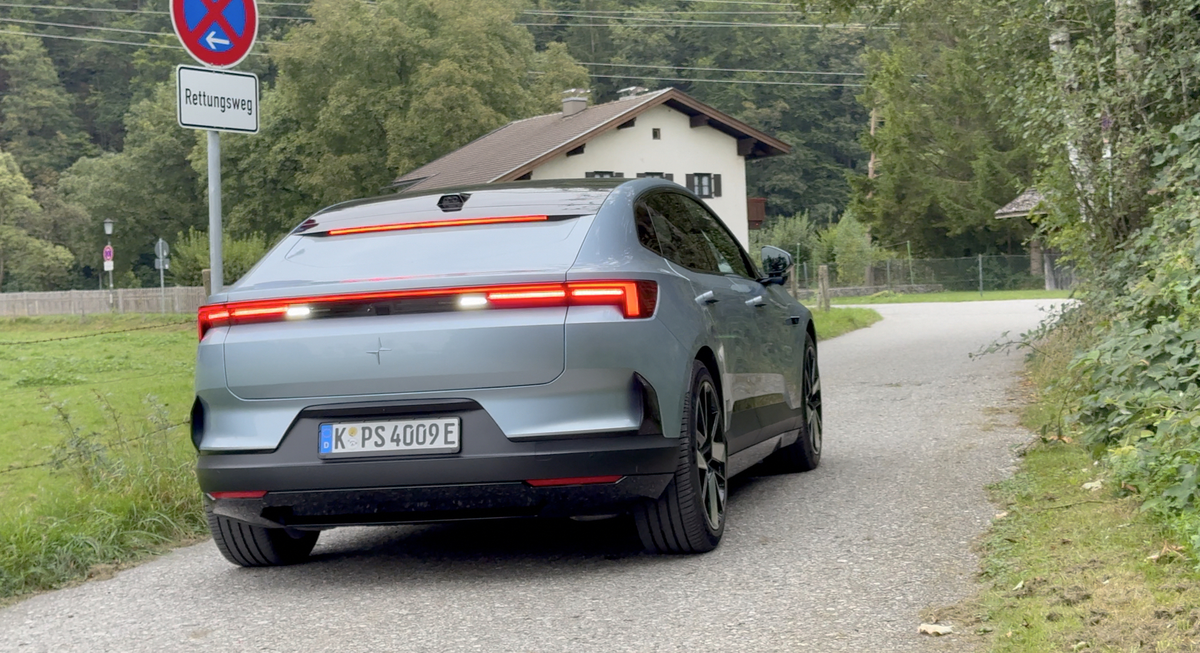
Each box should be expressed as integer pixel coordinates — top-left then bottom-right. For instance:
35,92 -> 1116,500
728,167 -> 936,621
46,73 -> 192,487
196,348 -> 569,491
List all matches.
322,215 -> 548,237
197,281 -> 657,339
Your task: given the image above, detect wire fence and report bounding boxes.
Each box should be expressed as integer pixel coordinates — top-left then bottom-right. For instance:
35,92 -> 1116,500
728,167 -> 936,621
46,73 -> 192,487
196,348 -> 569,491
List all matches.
791,254 -> 1076,297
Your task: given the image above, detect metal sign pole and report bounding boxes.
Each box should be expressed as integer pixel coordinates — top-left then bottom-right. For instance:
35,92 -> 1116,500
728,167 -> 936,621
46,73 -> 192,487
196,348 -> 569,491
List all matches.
207,130 -> 223,295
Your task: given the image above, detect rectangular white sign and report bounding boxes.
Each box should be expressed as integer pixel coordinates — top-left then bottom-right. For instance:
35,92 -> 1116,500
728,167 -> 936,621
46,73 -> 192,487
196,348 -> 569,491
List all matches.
176,65 -> 260,134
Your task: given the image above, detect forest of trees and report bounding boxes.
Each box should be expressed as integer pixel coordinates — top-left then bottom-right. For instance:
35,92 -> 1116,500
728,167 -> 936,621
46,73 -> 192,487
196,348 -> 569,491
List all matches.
0,0 -> 1197,291
0,0 -> 885,291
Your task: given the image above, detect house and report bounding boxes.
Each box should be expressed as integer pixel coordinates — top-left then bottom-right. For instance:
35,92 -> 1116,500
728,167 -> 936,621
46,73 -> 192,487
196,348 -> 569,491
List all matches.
994,188 -> 1073,290
392,87 -> 792,247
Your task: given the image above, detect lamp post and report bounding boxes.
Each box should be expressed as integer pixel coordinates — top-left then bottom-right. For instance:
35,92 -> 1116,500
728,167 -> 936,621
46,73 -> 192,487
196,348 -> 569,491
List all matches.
103,219 -> 115,308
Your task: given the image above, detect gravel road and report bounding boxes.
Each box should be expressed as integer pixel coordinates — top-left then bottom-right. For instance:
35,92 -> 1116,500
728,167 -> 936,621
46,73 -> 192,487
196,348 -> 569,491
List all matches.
0,300 -> 1059,653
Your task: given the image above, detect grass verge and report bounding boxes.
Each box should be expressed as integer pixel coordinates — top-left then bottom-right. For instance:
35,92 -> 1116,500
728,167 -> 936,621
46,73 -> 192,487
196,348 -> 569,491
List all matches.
0,315 -> 205,601
926,315 -> 1200,651
811,307 -> 882,340
939,442 -> 1200,652
830,289 -> 1072,305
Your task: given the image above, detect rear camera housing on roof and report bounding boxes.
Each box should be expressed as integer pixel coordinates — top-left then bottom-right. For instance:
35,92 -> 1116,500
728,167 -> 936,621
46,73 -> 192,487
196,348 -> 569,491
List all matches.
437,193 -> 471,212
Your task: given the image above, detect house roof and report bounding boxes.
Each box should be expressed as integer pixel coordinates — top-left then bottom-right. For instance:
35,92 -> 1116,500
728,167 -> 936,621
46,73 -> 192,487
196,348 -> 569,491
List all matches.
994,188 -> 1047,219
393,88 -> 792,193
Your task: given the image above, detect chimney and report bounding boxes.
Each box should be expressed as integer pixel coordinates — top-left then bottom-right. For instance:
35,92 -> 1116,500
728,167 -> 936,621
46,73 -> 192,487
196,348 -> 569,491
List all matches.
561,88 -> 591,117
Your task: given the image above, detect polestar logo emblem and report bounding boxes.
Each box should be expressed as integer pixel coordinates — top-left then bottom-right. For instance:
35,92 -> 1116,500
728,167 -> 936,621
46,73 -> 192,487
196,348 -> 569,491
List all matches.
366,338 -> 391,365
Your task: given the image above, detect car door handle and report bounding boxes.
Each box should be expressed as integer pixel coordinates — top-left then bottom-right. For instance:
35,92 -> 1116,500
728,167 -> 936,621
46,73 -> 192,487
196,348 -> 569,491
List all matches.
787,315 -> 802,325
695,291 -> 718,305
745,295 -> 765,307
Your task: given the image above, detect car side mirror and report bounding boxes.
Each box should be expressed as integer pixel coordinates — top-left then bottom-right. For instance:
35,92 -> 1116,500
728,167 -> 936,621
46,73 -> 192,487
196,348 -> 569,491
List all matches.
760,246 -> 793,285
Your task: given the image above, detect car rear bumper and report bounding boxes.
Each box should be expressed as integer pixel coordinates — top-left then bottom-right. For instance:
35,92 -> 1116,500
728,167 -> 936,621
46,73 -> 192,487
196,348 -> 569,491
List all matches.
206,474 -> 674,528
197,398 -> 679,526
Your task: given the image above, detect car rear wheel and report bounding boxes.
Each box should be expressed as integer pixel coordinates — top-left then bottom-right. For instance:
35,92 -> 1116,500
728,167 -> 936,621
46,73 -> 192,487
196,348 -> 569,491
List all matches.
767,331 -> 822,473
634,360 -> 726,553
207,508 -> 319,567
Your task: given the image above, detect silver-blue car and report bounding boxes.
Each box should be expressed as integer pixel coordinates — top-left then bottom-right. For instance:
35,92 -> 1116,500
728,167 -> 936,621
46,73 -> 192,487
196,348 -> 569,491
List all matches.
193,178 -> 821,566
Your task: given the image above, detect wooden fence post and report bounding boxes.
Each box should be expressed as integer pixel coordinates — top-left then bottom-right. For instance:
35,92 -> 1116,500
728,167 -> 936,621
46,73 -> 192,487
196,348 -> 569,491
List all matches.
818,264 -> 831,312
202,269 -> 212,297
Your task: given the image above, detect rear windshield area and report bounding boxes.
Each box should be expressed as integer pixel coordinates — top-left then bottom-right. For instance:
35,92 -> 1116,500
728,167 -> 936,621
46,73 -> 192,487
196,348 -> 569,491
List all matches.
233,185 -> 612,290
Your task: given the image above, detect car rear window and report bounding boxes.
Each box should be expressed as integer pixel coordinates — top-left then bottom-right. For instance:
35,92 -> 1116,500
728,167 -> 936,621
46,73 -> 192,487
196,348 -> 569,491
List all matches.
234,216 -> 592,290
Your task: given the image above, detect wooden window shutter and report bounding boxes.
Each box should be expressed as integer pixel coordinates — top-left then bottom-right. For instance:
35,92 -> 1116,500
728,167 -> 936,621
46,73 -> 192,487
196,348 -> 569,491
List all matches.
636,173 -> 646,178
665,173 -> 674,181
585,172 -> 596,178
615,172 -> 624,178
685,174 -> 695,192
713,174 -> 722,197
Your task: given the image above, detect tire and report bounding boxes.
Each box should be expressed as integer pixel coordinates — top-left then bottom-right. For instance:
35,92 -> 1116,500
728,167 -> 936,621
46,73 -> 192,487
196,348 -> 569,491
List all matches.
634,360 -> 727,554
767,330 -> 822,473
206,508 -> 319,567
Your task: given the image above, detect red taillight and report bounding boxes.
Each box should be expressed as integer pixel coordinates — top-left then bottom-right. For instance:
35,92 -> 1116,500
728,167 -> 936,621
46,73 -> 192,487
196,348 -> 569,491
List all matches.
525,476 -> 623,487
323,215 -> 549,237
208,490 -> 268,499
196,280 -> 658,340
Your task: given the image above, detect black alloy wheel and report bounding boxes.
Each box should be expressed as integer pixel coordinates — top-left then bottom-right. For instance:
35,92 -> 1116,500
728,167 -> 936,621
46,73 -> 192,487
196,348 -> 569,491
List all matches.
694,378 -> 727,532
634,360 -> 727,553
803,333 -> 822,459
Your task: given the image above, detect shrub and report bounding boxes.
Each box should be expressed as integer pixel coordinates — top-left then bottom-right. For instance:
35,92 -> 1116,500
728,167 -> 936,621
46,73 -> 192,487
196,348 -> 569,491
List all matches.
170,227 -> 271,287
1040,195 -> 1200,553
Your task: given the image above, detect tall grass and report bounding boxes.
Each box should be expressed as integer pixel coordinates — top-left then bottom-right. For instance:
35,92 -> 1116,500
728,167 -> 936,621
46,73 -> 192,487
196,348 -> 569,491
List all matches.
0,395 -> 205,599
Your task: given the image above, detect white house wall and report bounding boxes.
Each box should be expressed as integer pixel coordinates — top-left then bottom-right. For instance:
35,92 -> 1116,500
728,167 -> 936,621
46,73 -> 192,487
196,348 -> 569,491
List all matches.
529,104 -> 750,247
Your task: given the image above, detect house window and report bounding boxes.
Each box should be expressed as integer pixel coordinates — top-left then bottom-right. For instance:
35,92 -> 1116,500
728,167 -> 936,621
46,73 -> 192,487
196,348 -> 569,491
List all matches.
652,128 -> 661,140
687,173 -> 721,198
584,171 -> 623,178
638,172 -> 664,178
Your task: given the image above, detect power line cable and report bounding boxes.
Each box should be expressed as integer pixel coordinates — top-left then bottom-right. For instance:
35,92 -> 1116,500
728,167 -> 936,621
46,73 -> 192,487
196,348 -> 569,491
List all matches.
579,61 -> 865,76
0,27 -> 178,48
519,21 -> 889,29
0,3 -> 312,21
0,17 -> 171,37
524,9 -> 814,15
0,28 -> 269,54
523,12 -> 822,25
677,0 -> 812,5
533,71 -> 863,87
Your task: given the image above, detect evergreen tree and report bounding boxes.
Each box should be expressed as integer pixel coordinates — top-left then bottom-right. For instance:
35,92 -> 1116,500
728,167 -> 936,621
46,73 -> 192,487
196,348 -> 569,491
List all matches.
0,33 -> 92,183
850,28 -> 1035,256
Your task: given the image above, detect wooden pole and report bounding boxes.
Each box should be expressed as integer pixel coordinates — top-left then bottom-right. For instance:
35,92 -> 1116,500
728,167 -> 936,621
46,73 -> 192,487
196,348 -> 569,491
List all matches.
818,264 -> 831,312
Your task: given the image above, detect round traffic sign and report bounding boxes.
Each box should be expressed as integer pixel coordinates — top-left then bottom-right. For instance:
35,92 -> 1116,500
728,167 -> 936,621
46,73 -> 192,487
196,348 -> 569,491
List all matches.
103,245 -> 114,262
170,0 -> 258,69
155,238 -> 170,259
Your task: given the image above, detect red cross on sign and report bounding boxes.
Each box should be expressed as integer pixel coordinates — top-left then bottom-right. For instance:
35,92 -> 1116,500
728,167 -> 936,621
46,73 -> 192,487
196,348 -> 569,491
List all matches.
170,0 -> 258,69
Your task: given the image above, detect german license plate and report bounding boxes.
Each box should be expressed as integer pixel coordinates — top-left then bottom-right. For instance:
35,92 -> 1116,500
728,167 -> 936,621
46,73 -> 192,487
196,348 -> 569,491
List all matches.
318,417 -> 460,458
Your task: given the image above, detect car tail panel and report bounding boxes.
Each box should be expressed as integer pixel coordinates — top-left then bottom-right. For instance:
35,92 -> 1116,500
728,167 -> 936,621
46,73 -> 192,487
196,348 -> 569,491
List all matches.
222,307 -> 567,400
